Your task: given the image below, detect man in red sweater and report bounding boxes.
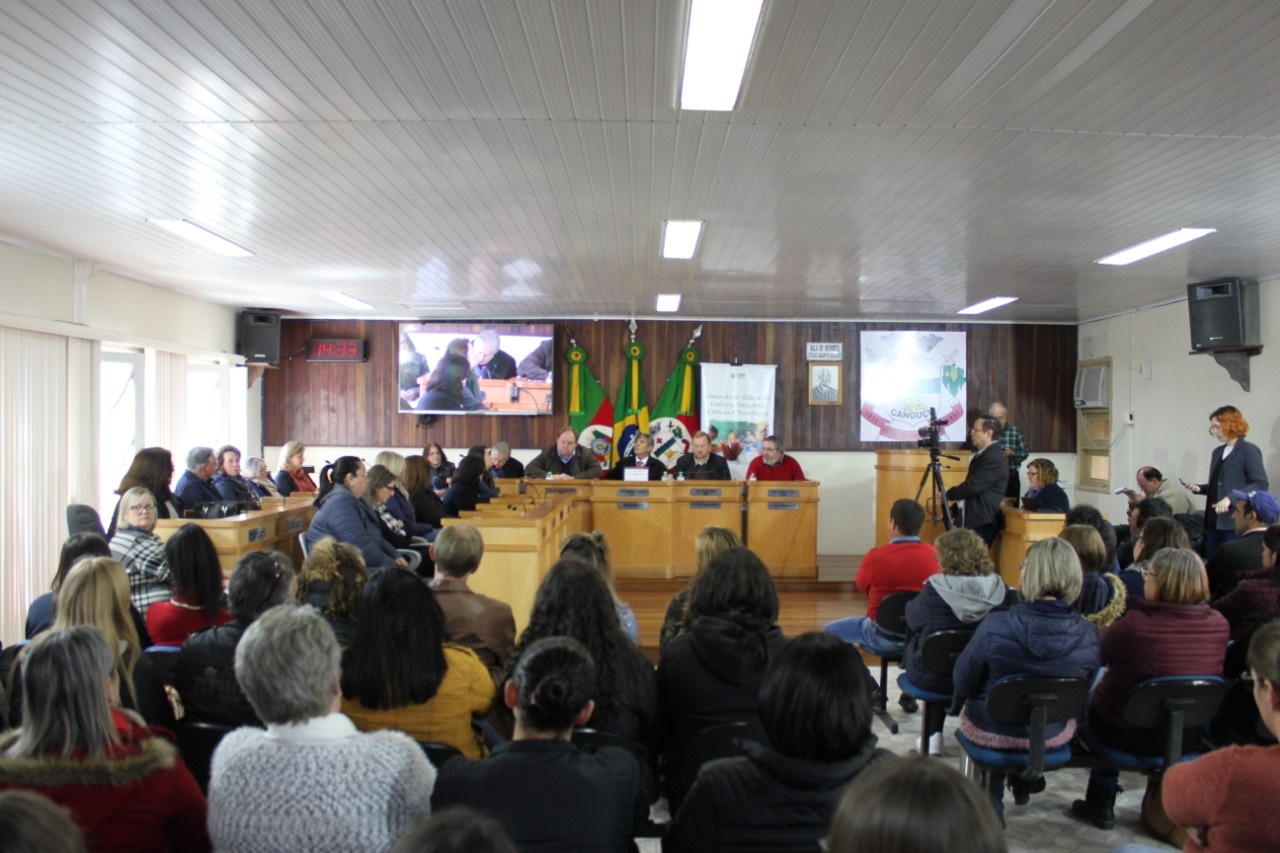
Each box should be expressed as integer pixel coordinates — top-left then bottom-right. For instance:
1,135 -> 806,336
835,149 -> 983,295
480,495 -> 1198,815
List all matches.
823,499 -> 938,649
745,435 -> 805,481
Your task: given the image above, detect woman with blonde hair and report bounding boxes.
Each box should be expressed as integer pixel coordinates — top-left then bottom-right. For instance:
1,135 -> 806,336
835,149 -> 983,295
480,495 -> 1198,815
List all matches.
658,526 -> 743,653
108,486 -> 172,615
274,440 -> 317,497
374,451 -> 434,538
1021,458 -> 1069,512
242,456 -> 281,498
560,530 -> 638,644
296,537 -> 369,647
1069,547 -> 1228,830
9,558 -> 173,729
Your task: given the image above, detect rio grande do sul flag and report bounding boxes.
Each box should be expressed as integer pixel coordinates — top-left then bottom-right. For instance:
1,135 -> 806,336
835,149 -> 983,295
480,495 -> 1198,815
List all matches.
650,346 -> 700,469
610,340 -> 650,467
564,343 -> 613,463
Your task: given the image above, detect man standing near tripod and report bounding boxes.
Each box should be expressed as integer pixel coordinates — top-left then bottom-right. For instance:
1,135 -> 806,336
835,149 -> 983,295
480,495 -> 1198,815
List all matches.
945,414 -> 1008,546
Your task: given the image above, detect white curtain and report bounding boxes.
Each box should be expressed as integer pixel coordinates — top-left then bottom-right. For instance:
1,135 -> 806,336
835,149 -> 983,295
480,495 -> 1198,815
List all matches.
0,328 -> 70,646
147,349 -> 187,455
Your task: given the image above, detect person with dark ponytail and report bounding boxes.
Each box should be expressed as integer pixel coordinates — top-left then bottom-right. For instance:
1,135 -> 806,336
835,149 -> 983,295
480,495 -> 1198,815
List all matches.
146,523 -> 231,646
306,456 -> 406,571
432,637 -> 646,852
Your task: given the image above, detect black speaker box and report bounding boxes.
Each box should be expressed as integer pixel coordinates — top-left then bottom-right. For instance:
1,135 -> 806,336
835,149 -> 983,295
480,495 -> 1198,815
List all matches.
238,311 -> 281,364
1187,278 -> 1259,352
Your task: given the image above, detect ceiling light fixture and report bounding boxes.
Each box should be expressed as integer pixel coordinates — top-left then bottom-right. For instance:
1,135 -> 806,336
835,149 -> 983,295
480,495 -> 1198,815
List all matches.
1095,228 -> 1217,266
662,220 -> 704,259
958,296 -> 1018,315
148,219 -> 252,257
680,0 -> 765,110
656,294 -> 682,312
327,292 -> 375,311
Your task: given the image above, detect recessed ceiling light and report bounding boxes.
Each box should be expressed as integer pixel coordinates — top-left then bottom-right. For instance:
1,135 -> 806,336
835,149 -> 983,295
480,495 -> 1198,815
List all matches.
662,220 -> 704,259
958,296 -> 1018,315
1095,228 -> 1216,265
680,0 -> 765,111
327,292 -> 375,311
656,294 -> 682,312
148,219 -> 252,257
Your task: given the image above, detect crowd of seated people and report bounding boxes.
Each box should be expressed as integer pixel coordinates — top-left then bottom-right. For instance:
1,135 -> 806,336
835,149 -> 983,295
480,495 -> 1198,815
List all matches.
11,430 -> 1280,851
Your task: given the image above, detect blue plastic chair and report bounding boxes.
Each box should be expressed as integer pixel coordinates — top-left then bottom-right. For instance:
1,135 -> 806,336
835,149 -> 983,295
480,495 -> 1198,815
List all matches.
897,629 -> 974,756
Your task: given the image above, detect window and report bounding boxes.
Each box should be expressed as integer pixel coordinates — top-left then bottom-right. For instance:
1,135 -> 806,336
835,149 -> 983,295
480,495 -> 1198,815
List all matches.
1075,358 -> 1111,492
98,350 -> 145,515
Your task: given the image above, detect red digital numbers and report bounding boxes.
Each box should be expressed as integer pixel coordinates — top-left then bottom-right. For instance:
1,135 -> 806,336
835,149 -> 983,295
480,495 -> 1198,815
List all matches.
305,339 -> 364,362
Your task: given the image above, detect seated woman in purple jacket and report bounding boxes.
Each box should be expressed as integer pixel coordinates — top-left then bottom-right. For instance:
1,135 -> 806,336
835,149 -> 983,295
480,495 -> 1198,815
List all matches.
306,456 -> 405,571
952,537 -> 1100,822
1069,547 -> 1229,831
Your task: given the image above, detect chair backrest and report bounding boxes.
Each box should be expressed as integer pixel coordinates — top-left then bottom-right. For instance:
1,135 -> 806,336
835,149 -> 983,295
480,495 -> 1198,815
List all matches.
176,721 -> 238,794
920,629 -> 975,673
417,740 -> 465,769
983,675 -> 1091,779
144,645 -> 183,686
66,504 -> 106,538
874,591 -> 918,638
1121,675 -> 1230,766
680,720 -> 768,795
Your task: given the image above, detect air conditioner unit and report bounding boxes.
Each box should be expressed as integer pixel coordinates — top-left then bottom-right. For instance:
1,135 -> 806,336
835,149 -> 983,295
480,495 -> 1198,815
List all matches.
1073,364 -> 1109,408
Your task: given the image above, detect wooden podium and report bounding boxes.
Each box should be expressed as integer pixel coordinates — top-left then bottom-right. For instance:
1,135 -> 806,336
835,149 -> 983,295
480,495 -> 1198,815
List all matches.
873,449 -> 971,546
744,481 -> 819,578
153,501 -> 316,573
670,481 -> 744,578
996,507 -> 1068,587
590,481 -> 675,579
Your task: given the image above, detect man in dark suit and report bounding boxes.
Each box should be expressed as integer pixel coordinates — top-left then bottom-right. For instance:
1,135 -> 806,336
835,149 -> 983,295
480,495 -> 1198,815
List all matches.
945,415 -> 1007,545
1206,489 -> 1280,599
606,432 -> 667,481
671,431 -> 731,481
471,329 -> 517,380
489,441 -> 525,479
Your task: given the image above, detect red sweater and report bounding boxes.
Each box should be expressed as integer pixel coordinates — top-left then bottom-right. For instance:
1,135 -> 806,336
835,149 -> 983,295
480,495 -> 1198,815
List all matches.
146,599 -> 231,647
1164,743 -> 1280,852
0,712 -> 210,852
855,539 -> 938,620
746,455 -> 806,481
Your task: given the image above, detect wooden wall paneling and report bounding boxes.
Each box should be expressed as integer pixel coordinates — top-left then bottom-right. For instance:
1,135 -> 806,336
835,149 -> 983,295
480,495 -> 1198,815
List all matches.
263,320 -> 1077,454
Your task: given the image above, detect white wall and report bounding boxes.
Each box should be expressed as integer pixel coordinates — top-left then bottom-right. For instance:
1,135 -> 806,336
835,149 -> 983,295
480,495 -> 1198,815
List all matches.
1079,284 -> 1278,524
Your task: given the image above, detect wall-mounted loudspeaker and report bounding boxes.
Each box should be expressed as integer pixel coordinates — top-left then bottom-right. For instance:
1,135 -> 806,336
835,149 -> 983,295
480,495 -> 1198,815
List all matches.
238,311 -> 281,364
1188,278 -> 1259,352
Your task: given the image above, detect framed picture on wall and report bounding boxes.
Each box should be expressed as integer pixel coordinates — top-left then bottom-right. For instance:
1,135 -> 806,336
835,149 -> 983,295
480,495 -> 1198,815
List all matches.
808,362 -> 841,406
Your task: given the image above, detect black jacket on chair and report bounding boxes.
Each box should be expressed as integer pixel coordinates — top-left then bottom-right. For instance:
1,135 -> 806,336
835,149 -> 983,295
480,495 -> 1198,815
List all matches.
175,621 -> 261,728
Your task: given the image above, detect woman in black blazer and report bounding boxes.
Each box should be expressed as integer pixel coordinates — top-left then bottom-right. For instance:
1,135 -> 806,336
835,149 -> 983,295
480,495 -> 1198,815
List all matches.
1189,405 -> 1268,559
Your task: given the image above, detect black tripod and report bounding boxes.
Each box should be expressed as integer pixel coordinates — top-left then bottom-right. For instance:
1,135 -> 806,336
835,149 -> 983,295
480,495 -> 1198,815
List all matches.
915,446 -> 959,531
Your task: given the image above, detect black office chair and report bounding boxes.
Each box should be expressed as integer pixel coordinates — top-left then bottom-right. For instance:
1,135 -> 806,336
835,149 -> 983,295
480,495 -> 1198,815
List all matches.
859,591 -> 917,735
143,645 -> 182,686
897,629 -> 975,756
176,721 -> 238,794
954,676 -> 1091,805
66,503 -> 106,538
417,740 -> 465,769
679,720 -> 769,800
572,729 -> 661,836
1077,675 -> 1229,772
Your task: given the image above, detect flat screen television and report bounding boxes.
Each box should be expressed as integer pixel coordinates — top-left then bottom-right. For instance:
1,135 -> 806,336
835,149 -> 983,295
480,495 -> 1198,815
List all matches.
397,323 -> 555,416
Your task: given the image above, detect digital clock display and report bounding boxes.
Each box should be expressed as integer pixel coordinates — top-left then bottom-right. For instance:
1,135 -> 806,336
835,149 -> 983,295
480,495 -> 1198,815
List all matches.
304,339 -> 366,362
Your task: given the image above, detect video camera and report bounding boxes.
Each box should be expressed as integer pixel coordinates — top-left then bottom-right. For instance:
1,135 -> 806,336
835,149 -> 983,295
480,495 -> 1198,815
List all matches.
917,406 -> 946,451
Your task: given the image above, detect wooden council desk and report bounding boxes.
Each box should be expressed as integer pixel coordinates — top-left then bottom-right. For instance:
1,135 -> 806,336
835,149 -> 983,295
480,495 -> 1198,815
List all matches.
153,498 -> 316,574
996,507 -> 1067,587
744,481 -> 820,578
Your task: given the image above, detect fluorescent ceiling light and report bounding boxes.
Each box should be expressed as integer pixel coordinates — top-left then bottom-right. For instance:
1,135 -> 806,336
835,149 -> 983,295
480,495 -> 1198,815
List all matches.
662,220 -> 704,259
958,296 -> 1018,315
148,219 -> 252,257
656,294 -> 682,312
680,0 -> 765,110
327,291 -> 375,311
1095,228 -> 1216,265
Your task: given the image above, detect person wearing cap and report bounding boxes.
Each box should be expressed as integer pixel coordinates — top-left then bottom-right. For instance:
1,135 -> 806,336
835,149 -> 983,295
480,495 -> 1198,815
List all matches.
1206,490 -> 1280,599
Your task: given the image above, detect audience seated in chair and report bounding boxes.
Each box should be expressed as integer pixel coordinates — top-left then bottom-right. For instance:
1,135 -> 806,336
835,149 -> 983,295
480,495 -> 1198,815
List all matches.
340,568 -> 494,759
106,447 -> 182,539
952,537 -> 1100,821
1213,523 -> 1280,640
1059,524 -> 1128,628
0,626 -> 209,851
207,606 -> 435,851
664,632 -> 888,852
560,530 -> 640,644
0,789 -> 90,853
307,456 -> 407,571
1069,547 -> 1229,830
656,547 -> 788,810
432,636 -> 646,852
146,523 -> 231,647
108,486 -> 174,615
823,755 -> 1006,853
296,537 -> 369,647
428,524 -> 517,685
176,549 -> 295,727
24,532 -> 115,640
657,526 -> 742,655
392,805 -> 516,853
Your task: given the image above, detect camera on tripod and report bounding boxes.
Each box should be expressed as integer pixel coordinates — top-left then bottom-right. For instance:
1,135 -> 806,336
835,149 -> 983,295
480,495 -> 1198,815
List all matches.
917,406 -> 945,451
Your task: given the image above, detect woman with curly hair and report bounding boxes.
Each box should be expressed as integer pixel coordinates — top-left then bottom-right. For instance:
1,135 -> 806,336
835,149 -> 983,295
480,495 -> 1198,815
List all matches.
657,526 -> 743,655
1021,458 -> 1070,513
1188,405 -> 1268,558
656,547 -> 787,809
559,531 -> 638,644
296,537 -> 369,647
505,558 -> 657,797
1059,524 -> 1126,628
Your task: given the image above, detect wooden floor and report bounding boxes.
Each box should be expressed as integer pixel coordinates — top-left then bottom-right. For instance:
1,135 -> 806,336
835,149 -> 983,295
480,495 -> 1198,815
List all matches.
618,578 -> 867,664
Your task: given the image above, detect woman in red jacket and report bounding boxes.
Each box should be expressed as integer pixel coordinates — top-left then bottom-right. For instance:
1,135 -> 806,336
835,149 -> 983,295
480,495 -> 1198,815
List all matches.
1070,547 -> 1229,830
0,626 -> 209,852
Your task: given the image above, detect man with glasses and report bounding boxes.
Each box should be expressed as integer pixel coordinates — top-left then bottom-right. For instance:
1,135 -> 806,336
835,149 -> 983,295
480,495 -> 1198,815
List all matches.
175,445 -> 222,508
1207,489 -> 1280,599
945,415 -> 1007,545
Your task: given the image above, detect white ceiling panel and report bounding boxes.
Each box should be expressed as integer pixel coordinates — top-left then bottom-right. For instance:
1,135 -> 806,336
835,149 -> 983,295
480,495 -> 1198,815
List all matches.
1,0 -> 1280,323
